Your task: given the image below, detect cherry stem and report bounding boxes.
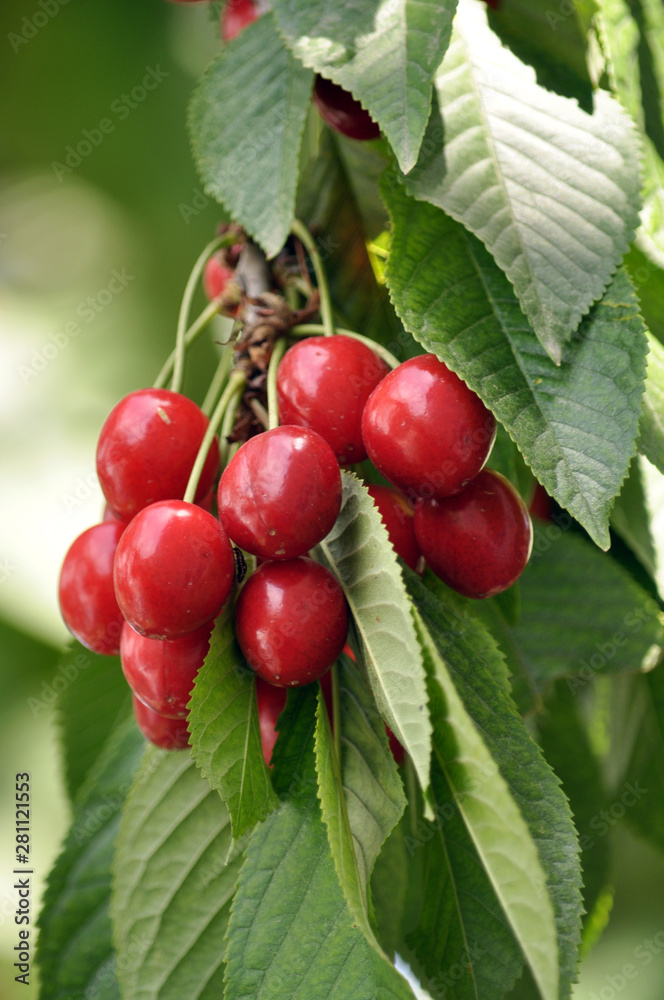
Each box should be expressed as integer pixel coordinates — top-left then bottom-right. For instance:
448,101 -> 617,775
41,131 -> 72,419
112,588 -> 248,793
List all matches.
153,297 -> 230,389
291,219 -> 335,337
266,337 -> 288,431
183,369 -> 246,504
247,397 -> 270,429
219,380 -> 245,466
201,349 -> 232,417
290,323 -> 400,369
171,235 -> 231,394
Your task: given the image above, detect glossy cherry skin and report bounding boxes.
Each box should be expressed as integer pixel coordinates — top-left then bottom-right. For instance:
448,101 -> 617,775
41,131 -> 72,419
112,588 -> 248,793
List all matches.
529,482 -> 553,522
121,620 -> 213,718
132,695 -> 190,750
362,355 -> 496,501
313,77 -> 380,141
96,388 -> 220,521
114,500 -> 234,639
256,677 -> 287,767
221,0 -> 261,40
414,469 -> 533,599
366,484 -> 422,573
235,558 -> 349,686
218,426 -> 341,560
277,335 -> 390,465
59,521 -> 125,655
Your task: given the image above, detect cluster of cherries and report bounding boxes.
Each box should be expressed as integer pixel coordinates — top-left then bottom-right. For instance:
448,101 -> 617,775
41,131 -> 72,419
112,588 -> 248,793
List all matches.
58,323 -> 532,758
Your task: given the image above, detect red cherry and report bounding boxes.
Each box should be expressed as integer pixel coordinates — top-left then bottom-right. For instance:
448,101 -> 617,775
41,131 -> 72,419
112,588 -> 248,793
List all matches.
102,503 -> 130,526
120,620 -> 213,718
203,256 -> 235,300
414,469 -> 533,599
218,426 -> 341,560
96,388 -> 220,521
256,677 -> 287,766
58,521 -> 125,655
114,500 -> 234,639
132,695 -> 190,750
362,355 -> 496,501
221,0 -> 261,40
313,77 -> 380,141
366,484 -> 422,572
235,557 -> 349,686
529,482 -> 553,522
277,335 -> 390,465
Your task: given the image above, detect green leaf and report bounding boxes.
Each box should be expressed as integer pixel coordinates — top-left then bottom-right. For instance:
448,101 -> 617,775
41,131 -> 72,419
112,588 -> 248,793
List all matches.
486,0 -> 595,110
337,655 -> 406,893
370,810 -> 419,959
611,457 -> 662,593
272,0 -> 458,173
189,14 -> 314,257
36,715 -> 145,1000
408,573 -> 583,999
224,687 -> 416,1000
296,131 -> 411,357
317,470 -> 431,794
410,605 -> 560,1000
404,0 -> 642,361
188,613 -> 278,844
510,525 -> 664,688
641,331 -> 664,473
382,181 -> 648,549
622,663 -> 664,853
111,747 -> 242,1000
538,682 -> 611,926
56,641 -> 131,802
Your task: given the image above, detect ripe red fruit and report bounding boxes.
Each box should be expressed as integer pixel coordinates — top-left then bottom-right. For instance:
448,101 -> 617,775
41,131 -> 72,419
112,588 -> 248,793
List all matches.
529,482 -> 553,522
414,469 -> 533,599
235,557 -> 349,686
120,620 -> 213,718
256,677 -> 287,766
313,77 -> 380,140
362,355 -> 496,500
221,0 -> 261,40
96,388 -> 220,521
114,500 -> 234,639
58,521 -> 125,655
218,426 -> 341,560
133,695 -> 190,750
277,335 -> 390,465
366,484 -> 422,572
203,256 -> 235,300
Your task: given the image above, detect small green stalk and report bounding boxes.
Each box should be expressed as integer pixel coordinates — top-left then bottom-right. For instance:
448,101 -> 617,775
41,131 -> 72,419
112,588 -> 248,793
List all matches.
170,235 -> 230,394
183,370 -> 246,503
153,297 -> 228,389
266,337 -> 288,430
201,349 -> 232,417
291,219 -> 335,338
290,323 -> 400,369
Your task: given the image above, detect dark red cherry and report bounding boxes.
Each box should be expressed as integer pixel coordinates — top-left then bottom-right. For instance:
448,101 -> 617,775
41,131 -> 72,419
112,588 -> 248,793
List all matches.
120,620 -> 213,718
414,469 -> 533,599
362,355 -> 496,501
114,500 -> 234,639
217,425 -> 341,560
277,335 -> 390,465
96,388 -> 220,521
58,521 -> 125,655
313,77 -> 380,141
235,557 -> 349,686
221,0 -> 261,40
132,695 -> 190,750
529,482 -> 553,522
256,677 -> 287,767
366,484 -> 422,572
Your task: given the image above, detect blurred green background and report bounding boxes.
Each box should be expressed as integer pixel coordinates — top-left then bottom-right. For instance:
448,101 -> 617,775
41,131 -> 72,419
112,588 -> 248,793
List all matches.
0,1 -> 662,997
